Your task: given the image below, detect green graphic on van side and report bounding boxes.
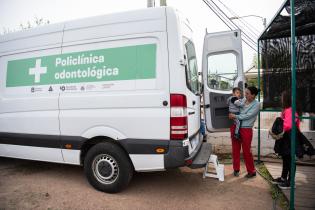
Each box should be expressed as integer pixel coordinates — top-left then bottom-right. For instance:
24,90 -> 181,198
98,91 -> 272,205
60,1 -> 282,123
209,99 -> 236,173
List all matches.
6,44 -> 156,87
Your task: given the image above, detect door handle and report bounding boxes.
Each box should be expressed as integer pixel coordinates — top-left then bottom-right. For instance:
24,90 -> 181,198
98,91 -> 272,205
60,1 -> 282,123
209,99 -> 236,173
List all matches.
204,104 -> 210,108
188,111 -> 195,115
192,100 -> 196,105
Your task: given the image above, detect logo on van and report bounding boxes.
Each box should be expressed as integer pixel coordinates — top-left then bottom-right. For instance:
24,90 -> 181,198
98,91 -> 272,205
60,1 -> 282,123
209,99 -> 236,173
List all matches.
6,44 -> 157,88
28,59 -> 47,83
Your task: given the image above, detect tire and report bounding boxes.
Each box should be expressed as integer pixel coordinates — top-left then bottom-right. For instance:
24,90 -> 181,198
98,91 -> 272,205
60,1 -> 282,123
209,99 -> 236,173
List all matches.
84,142 -> 133,193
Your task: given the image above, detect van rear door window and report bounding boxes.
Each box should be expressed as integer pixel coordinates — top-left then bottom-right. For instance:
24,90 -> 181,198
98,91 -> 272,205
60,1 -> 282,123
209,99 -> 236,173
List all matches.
184,40 -> 199,94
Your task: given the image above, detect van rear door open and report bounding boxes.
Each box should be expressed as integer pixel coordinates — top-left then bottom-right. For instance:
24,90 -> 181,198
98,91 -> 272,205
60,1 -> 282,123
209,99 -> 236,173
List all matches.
202,30 -> 245,132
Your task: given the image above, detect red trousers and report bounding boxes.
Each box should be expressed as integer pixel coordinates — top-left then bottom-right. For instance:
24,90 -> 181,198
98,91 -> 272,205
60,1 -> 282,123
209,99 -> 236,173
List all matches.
230,124 -> 256,174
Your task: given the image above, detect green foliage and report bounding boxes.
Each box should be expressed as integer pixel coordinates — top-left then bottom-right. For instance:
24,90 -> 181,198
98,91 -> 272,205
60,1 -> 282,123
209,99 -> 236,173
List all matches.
257,163 -> 289,210
2,17 -> 50,35
19,17 -> 50,31
219,80 -> 229,90
247,78 -> 258,87
252,53 -> 258,68
246,77 -> 263,97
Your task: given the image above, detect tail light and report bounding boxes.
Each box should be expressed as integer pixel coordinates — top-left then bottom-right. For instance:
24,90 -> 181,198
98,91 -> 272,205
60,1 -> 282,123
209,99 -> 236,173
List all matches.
170,94 -> 188,140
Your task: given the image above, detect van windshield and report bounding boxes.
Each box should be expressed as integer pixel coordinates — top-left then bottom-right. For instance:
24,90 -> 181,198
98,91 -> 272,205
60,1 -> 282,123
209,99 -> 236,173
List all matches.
184,40 -> 199,95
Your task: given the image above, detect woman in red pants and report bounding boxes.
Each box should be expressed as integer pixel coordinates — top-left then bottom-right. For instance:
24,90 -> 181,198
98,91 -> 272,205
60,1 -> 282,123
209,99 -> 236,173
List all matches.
229,86 -> 260,178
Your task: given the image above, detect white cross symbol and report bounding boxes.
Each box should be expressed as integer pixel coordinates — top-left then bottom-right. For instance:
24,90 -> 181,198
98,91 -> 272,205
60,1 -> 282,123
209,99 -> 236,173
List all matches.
29,59 -> 47,83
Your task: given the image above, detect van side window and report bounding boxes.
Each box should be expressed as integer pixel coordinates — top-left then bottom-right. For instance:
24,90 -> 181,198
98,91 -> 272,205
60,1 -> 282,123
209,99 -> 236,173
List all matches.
207,53 -> 237,91
184,40 -> 199,94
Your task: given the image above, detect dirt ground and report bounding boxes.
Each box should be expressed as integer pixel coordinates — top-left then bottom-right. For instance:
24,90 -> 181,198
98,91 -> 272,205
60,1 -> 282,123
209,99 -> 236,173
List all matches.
0,157 -> 278,210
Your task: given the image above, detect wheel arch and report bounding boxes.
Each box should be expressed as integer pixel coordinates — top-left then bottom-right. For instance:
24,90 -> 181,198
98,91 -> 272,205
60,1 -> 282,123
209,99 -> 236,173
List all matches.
80,136 -> 134,171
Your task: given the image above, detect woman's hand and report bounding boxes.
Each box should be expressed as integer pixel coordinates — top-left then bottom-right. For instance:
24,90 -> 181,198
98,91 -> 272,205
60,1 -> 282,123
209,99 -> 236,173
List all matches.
229,113 -> 236,120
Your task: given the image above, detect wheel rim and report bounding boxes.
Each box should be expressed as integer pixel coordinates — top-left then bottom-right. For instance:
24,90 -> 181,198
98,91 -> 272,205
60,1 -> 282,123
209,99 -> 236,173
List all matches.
92,154 -> 119,185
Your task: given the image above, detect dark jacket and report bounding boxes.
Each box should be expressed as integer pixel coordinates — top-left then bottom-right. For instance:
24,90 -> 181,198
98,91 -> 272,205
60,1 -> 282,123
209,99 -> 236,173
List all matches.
274,130 -> 314,158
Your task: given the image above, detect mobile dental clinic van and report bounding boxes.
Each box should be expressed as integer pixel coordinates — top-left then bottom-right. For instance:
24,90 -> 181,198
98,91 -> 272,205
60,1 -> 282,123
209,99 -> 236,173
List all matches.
0,7 -> 244,193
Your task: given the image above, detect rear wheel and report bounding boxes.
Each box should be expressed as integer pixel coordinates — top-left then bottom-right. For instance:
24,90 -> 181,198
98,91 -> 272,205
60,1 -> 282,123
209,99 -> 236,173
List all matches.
84,142 -> 133,193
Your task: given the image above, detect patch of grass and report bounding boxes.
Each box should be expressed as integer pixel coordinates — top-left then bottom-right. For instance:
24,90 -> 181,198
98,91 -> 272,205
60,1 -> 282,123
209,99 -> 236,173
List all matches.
256,163 -> 289,210
217,153 -> 233,164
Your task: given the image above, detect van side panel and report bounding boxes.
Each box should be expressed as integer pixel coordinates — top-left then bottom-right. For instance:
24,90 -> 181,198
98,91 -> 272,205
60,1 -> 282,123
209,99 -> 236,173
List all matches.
0,49 -> 62,135
0,33 -> 63,162
58,10 -> 170,169
58,35 -> 169,137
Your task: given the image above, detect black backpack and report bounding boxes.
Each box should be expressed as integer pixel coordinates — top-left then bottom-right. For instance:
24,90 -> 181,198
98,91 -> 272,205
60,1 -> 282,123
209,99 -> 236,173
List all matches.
269,117 -> 284,140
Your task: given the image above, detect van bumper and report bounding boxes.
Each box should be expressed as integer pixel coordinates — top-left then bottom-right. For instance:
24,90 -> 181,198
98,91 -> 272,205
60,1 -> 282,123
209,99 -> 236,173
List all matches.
164,140 -> 189,169
119,132 -> 211,170
164,132 -> 211,169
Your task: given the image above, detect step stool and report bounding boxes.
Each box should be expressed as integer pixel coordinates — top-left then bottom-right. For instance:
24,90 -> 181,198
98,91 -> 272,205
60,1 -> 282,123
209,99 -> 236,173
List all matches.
203,154 -> 225,181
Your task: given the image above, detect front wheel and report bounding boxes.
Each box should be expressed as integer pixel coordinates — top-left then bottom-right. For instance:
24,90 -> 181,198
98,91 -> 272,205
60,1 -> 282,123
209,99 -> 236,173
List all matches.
84,142 -> 133,193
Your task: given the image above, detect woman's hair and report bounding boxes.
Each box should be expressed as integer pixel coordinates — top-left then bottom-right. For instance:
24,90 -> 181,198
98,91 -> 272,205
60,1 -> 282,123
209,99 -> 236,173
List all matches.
247,86 -> 259,96
281,90 -> 291,109
281,90 -> 302,116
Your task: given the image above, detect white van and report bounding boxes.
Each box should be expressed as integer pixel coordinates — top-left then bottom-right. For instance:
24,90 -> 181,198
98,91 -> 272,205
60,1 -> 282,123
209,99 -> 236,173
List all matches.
0,7 -> 244,193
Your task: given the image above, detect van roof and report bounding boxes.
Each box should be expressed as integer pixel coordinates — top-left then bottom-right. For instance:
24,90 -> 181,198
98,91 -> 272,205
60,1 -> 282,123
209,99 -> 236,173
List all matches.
0,7 -> 169,43
0,7 -> 178,55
